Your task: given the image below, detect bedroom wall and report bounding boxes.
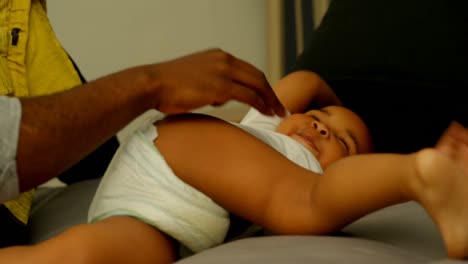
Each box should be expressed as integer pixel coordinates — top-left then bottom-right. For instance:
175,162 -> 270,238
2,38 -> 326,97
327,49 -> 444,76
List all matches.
267,0 -> 330,85
47,0 -> 268,121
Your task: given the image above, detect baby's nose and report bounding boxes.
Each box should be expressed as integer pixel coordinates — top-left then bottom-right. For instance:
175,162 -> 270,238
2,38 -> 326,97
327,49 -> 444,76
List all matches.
313,121 -> 329,137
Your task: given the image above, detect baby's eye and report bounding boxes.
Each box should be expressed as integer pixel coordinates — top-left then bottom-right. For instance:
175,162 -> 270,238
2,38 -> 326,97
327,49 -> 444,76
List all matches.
338,137 -> 350,154
308,114 -> 320,122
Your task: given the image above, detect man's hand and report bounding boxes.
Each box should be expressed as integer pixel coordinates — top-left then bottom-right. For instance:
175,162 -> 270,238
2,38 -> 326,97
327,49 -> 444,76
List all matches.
147,49 -> 286,116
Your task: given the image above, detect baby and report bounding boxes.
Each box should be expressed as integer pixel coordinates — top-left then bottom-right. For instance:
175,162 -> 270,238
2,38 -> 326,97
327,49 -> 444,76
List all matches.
87,71 -> 468,263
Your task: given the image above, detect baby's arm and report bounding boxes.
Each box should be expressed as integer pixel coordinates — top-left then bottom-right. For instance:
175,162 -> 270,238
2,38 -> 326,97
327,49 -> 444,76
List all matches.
273,71 -> 341,113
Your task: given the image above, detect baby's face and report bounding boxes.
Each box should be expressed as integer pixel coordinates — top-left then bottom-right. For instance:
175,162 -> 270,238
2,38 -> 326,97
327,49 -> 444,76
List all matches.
276,106 -> 372,169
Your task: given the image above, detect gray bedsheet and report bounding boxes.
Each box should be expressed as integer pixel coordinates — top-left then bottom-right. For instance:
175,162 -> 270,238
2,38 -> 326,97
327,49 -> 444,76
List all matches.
29,179 -> 465,263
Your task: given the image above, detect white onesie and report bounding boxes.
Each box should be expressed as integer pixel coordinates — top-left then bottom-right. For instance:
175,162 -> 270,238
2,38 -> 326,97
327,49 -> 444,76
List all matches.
88,108 -> 323,253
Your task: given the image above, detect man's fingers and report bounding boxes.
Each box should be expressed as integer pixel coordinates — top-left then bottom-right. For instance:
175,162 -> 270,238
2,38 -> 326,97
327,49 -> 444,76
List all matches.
155,49 -> 285,116
228,59 -> 286,116
226,83 -> 270,115
194,49 -> 286,116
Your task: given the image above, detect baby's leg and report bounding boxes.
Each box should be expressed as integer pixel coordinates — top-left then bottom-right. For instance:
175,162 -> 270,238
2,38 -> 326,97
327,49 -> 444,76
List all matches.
309,122 -> 468,258
409,122 -> 468,258
0,216 -> 176,264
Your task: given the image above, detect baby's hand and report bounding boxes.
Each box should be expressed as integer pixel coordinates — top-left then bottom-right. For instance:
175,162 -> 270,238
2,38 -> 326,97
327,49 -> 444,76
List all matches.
435,121 -> 468,175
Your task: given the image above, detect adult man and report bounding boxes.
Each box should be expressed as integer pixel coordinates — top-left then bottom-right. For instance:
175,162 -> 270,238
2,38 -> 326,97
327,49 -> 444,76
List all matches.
0,0 -> 284,248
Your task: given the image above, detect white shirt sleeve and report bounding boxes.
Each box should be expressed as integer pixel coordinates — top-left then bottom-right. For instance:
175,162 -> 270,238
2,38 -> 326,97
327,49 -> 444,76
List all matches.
0,96 -> 20,203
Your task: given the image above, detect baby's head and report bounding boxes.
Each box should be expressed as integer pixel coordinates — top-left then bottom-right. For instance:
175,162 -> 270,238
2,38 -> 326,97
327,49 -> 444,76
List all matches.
276,105 -> 372,169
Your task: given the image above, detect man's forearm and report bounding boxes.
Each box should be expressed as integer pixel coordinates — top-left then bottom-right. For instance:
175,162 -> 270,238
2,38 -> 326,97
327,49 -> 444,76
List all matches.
17,66 -> 158,191
14,48 -> 287,192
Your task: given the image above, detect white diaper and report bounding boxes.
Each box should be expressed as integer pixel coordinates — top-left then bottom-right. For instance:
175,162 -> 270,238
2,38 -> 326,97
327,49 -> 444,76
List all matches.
88,121 -> 230,253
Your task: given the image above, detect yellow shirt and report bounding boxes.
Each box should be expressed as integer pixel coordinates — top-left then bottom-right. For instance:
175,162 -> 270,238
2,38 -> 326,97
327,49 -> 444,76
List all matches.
0,0 -> 82,224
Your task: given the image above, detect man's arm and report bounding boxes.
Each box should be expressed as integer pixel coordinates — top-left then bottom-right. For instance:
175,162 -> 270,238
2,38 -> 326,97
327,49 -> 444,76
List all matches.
17,66 -> 157,192
15,49 -> 286,192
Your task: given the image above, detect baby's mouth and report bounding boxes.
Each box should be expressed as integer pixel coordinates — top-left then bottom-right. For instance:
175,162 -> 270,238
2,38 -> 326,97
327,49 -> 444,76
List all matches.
291,132 -> 320,156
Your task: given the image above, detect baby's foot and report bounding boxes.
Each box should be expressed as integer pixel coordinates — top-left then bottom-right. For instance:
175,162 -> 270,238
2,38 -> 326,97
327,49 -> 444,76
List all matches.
435,121 -> 468,170
412,123 -> 468,258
